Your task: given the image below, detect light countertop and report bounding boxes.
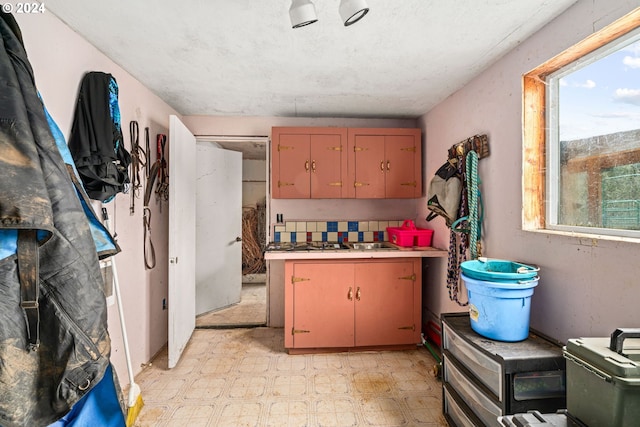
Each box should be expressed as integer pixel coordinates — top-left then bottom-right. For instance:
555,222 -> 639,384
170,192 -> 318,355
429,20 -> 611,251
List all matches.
264,243 -> 447,260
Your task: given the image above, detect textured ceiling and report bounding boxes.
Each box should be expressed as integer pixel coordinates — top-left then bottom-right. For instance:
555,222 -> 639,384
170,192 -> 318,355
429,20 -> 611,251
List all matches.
45,0 -> 577,119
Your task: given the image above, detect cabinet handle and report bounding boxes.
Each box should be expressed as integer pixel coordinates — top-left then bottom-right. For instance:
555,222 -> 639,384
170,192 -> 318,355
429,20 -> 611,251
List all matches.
311,160 -> 316,172
348,287 -> 353,301
380,161 -> 384,172
387,161 -> 391,171
305,160 -> 310,172
356,287 -> 361,301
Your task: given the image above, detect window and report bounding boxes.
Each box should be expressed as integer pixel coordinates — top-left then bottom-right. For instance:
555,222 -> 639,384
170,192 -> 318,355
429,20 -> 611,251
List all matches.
523,8 -> 640,241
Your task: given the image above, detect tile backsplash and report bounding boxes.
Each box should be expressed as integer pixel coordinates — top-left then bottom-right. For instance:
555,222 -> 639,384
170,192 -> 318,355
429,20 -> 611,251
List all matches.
272,220 -> 402,243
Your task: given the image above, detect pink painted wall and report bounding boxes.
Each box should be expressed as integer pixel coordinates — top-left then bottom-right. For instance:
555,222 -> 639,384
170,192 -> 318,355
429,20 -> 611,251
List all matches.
417,0 -> 640,342
15,12 -> 179,385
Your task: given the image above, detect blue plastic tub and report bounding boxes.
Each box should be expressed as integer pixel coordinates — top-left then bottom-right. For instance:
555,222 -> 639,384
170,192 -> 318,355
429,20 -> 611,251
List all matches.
461,258 -> 539,282
461,273 -> 539,342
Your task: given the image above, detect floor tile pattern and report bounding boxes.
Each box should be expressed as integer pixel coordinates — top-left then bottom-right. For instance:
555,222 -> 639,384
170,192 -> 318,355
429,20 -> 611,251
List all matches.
133,328 -> 447,427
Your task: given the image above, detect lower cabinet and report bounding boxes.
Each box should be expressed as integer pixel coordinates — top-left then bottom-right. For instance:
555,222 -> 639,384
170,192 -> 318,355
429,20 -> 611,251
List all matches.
284,258 -> 421,351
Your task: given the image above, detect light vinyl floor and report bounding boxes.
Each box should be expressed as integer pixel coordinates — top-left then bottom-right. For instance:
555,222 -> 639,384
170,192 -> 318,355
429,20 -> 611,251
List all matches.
196,283 -> 267,327
133,328 -> 447,427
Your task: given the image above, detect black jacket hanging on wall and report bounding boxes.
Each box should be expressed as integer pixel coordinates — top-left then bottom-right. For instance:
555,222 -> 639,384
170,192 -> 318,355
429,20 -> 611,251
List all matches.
0,11 -> 113,427
68,71 -> 131,202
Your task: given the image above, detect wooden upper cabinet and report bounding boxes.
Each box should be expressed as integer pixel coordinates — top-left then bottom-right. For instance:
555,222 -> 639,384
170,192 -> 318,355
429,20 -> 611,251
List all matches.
347,128 -> 422,198
271,127 -> 347,199
310,134 -> 345,198
273,133 -> 311,198
351,135 -> 386,198
271,126 -> 421,199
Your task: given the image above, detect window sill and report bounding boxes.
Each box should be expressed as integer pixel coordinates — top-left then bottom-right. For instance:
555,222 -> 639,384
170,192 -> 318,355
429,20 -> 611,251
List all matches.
523,227 -> 640,245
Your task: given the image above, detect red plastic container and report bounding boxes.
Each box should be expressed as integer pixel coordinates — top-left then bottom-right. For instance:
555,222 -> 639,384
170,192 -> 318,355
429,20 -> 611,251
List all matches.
387,220 -> 434,247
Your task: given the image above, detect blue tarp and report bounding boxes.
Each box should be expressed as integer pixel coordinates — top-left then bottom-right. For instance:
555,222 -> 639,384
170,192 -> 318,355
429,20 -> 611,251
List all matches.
48,364 -> 126,427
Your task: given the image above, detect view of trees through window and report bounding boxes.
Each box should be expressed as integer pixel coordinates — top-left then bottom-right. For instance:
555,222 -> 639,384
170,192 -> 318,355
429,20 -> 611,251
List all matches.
553,34 -> 640,232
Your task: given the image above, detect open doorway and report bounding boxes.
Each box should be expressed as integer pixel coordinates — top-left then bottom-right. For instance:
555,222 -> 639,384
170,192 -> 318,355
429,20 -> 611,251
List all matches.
194,136 -> 269,328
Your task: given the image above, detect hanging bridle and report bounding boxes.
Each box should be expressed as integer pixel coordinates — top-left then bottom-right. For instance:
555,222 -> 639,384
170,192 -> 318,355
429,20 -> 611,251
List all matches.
155,134 -> 168,202
129,121 -> 146,215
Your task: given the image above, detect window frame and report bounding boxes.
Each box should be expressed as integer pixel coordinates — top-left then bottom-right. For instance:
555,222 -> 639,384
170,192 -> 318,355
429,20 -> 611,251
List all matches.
522,7 -> 640,242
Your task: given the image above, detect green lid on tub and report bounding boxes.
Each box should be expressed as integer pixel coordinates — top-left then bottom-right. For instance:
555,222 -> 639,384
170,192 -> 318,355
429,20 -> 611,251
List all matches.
461,257 -> 539,282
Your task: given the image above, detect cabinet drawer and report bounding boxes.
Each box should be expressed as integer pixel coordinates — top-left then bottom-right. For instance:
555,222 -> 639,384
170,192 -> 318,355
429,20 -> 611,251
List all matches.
444,355 -> 502,427
443,321 -> 503,400
443,384 -> 482,427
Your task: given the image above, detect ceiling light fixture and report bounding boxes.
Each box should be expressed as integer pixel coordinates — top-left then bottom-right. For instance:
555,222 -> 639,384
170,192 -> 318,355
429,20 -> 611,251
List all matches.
339,0 -> 369,26
289,0 -> 318,28
289,0 -> 370,29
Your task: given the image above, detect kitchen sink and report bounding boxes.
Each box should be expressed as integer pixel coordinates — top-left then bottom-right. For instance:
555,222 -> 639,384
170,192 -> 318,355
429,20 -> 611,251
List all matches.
265,242 -> 350,251
296,242 -> 350,251
345,242 -> 398,250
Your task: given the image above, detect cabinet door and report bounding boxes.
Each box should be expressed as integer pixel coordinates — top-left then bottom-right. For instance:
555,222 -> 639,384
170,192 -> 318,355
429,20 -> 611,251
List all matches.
285,262 -> 355,348
354,260 -> 420,346
352,134 -> 386,198
347,128 -> 422,199
272,131 -> 310,198
310,133 -> 345,198
385,134 -> 420,198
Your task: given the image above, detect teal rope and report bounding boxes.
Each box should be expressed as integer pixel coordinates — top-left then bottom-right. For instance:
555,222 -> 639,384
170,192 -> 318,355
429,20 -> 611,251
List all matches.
466,151 -> 480,259
423,340 -> 441,364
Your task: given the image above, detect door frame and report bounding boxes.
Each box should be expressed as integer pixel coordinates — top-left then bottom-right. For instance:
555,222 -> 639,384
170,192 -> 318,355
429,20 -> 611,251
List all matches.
195,135 -> 271,325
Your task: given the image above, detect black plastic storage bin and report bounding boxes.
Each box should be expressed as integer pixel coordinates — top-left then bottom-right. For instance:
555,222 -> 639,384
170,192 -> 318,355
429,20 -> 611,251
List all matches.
441,313 -> 567,426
